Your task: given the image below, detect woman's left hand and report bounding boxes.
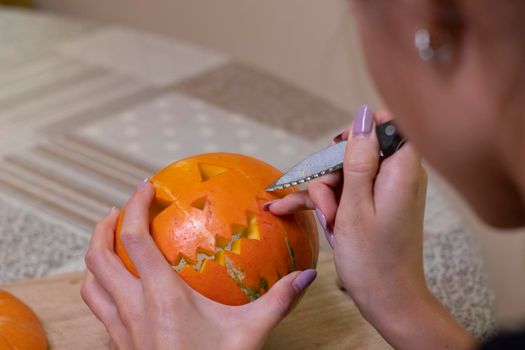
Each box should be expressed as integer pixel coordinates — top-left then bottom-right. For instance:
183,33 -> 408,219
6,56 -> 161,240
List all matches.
81,182 -> 316,350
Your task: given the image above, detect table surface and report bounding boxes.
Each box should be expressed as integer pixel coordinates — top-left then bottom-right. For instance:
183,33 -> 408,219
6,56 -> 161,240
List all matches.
2,251 -> 391,350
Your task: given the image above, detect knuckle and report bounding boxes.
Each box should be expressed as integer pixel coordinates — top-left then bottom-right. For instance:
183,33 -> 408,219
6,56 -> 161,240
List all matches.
150,288 -> 183,314
271,289 -> 295,316
85,248 -> 104,271
344,158 -> 377,176
308,181 -> 327,197
308,179 -> 320,190
94,220 -> 107,233
119,230 -> 143,247
121,305 -> 142,326
308,178 -> 327,191
80,281 -> 92,302
344,144 -> 378,176
151,297 -> 177,322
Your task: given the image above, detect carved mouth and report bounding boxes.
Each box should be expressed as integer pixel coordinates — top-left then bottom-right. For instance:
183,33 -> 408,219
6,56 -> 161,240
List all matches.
170,211 -> 260,273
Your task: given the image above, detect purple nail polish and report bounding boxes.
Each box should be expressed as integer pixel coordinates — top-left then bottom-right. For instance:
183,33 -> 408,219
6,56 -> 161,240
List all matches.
315,208 -> 334,249
325,231 -> 335,249
137,178 -> 150,190
106,206 -> 116,215
262,200 -> 279,211
293,269 -> 317,292
352,104 -> 373,135
315,207 -> 327,228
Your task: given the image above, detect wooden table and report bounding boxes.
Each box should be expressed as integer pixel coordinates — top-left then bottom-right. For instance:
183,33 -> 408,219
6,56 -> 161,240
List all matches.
2,252 -> 390,349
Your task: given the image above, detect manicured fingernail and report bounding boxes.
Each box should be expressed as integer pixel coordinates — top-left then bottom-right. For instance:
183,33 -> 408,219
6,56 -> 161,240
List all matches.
326,231 -> 335,249
332,129 -> 346,143
352,104 -> 373,135
106,206 -> 116,215
262,200 -> 279,211
315,207 -> 334,249
137,178 -> 150,190
293,269 -> 317,292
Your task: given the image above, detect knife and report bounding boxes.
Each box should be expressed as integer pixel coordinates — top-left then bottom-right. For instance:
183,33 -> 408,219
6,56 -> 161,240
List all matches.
265,121 -> 406,192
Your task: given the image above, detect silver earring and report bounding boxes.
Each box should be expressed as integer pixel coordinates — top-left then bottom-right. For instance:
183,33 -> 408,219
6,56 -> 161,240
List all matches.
414,28 -> 453,63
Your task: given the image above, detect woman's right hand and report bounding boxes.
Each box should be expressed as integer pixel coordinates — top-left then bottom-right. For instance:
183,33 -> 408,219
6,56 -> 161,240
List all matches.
267,106 -> 475,350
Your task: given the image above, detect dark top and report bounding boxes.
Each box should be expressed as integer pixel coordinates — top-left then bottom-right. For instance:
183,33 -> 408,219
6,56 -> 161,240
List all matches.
481,329 -> 525,349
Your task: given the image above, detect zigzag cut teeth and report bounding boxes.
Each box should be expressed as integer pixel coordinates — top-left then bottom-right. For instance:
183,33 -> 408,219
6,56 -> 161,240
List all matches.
172,212 -> 261,273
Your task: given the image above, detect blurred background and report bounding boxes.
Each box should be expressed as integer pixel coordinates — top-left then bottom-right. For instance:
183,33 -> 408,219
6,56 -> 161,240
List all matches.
1,0 -> 524,330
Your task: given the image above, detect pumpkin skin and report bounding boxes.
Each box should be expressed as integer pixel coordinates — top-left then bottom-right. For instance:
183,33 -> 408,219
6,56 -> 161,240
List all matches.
116,153 -> 319,305
0,290 -> 48,350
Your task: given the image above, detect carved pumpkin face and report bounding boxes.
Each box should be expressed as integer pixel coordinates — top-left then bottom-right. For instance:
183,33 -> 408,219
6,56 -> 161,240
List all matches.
116,153 -> 319,305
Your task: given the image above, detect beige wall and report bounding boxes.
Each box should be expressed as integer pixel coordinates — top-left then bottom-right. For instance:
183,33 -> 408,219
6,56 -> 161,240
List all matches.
37,0 -> 381,113
37,0 -> 525,327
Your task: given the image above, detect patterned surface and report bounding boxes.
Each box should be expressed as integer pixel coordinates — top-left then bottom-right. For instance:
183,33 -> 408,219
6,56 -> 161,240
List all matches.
424,182 -> 495,338
0,7 -> 494,338
77,92 -> 316,170
175,62 -> 350,138
0,192 -> 88,281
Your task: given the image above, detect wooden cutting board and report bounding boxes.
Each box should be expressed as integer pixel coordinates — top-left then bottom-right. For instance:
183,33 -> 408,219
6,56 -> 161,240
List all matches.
2,252 -> 390,349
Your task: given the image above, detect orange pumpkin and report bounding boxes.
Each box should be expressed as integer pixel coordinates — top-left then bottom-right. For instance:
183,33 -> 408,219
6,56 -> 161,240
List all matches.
0,290 -> 47,350
116,153 -> 319,305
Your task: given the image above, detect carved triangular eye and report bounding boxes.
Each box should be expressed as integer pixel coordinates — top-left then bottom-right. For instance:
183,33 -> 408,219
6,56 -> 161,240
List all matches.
198,163 -> 228,182
191,196 -> 208,210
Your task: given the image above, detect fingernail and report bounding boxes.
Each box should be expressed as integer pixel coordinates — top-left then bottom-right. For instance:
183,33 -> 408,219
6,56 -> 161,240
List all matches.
293,269 -> 317,292
332,129 -> 346,143
137,178 -> 150,190
352,104 -> 373,135
315,207 -> 334,249
106,206 -> 116,215
262,200 -> 279,211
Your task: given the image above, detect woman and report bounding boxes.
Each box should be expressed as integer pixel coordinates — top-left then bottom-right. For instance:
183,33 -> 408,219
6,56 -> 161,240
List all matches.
81,0 -> 525,348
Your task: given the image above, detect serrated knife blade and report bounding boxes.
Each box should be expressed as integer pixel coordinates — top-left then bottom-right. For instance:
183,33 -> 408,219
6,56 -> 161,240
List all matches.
266,141 -> 346,192
265,121 -> 406,192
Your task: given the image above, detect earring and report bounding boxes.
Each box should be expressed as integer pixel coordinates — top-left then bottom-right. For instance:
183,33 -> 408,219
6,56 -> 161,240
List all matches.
414,28 -> 453,63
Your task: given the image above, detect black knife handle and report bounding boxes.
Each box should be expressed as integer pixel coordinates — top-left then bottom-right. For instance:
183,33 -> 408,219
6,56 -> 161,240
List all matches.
376,121 -> 407,158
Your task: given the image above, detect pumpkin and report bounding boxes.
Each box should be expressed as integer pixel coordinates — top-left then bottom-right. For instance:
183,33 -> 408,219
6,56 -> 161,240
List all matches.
0,290 -> 47,350
116,153 -> 319,305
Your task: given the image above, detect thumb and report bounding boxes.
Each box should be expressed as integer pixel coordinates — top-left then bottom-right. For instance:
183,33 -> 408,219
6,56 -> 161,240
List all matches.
338,104 -> 379,218
245,269 -> 317,328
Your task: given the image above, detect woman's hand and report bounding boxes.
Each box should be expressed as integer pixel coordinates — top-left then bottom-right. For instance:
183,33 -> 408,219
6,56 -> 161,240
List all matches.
81,182 -> 316,350
267,106 -> 475,350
